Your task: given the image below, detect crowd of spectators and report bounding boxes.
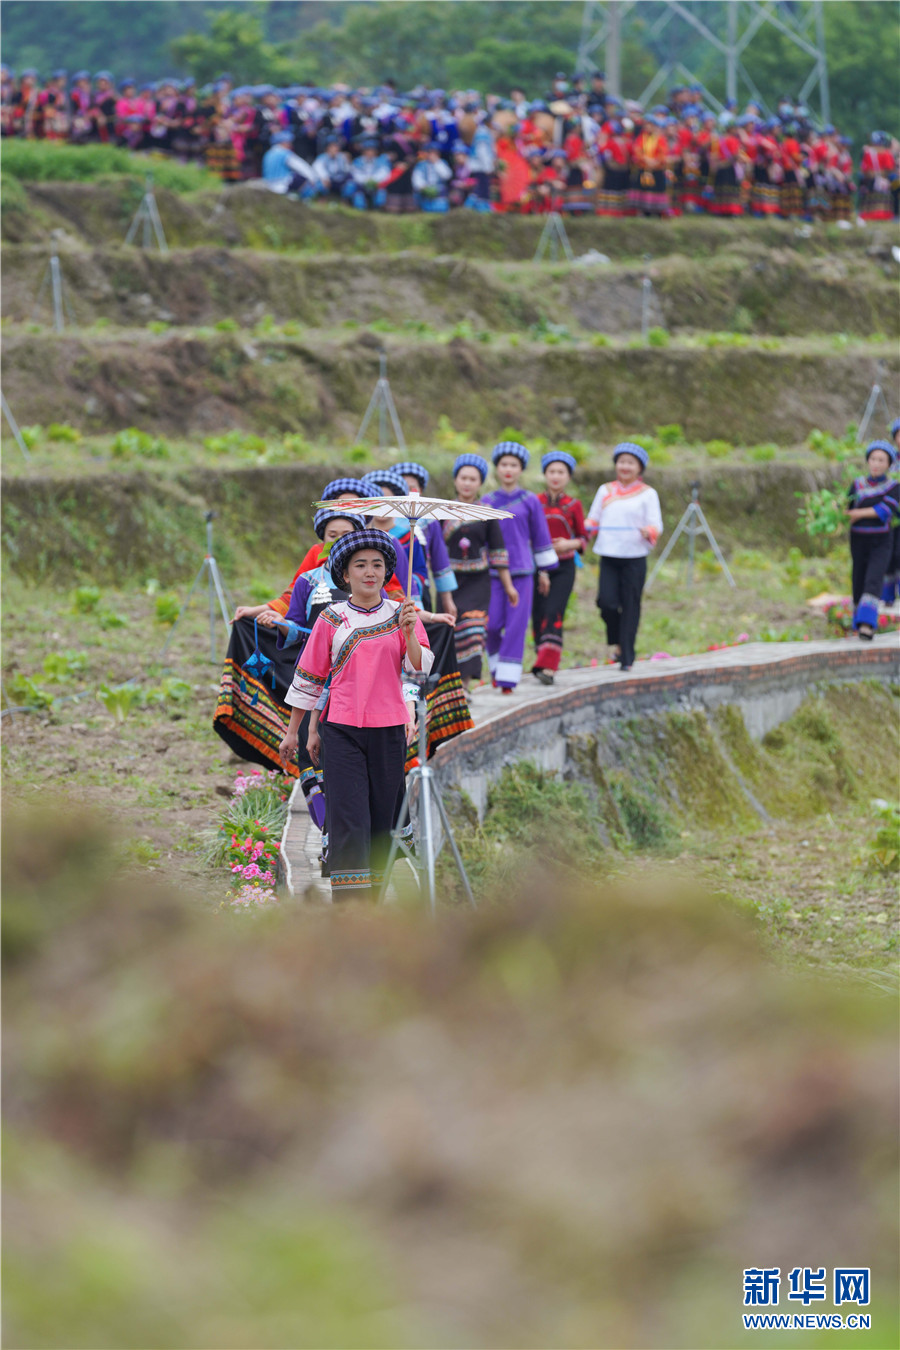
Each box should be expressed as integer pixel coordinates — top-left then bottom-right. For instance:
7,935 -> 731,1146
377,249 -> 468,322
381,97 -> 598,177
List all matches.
2,64 -> 898,222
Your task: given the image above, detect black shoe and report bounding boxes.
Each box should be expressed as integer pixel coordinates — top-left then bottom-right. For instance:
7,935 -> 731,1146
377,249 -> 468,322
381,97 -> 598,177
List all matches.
620,663 -> 633,671
533,668 -> 555,686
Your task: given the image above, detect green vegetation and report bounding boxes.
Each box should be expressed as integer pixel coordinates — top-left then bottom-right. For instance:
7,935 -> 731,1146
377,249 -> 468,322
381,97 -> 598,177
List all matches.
0,138 -> 218,193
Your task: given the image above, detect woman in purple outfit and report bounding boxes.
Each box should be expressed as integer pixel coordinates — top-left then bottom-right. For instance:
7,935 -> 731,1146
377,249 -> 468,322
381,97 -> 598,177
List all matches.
481,441 -> 558,693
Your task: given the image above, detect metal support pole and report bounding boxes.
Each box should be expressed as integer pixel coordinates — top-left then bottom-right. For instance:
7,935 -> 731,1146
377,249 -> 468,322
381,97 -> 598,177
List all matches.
726,1 -> 738,104
607,0 -> 622,98
354,351 -> 406,449
50,254 -> 64,332
815,0 -> 830,124
378,686 -> 475,909
1,391 -> 32,462
641,276 -> 652,341
856,384 -> 893,445
378,353 -> 387,449
647,490 -> 735,591
534,212 -> 574,263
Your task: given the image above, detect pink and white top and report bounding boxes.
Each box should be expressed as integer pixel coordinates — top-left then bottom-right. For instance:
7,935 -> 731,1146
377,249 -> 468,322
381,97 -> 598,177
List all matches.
286,598 -> 433,727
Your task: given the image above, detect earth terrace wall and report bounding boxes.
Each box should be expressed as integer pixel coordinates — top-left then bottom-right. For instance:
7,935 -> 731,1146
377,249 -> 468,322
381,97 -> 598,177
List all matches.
431,640 -> 899,820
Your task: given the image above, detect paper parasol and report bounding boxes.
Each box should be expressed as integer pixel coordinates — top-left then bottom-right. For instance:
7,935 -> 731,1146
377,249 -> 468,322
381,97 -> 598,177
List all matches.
312,495 -> 513,598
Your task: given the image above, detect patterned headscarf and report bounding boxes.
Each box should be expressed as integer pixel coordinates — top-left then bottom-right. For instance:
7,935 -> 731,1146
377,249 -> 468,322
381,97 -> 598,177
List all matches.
453,453 -> 490,482
393,460 -> 430,489
313,508 -> 364,540
320,477 -> 377,501
491,440 -> 530,467
541,450 -> 577,474
865,439 -> 898,466
612,441 -> 649,471
362,468 -> 409,497
328,528 -> 398,589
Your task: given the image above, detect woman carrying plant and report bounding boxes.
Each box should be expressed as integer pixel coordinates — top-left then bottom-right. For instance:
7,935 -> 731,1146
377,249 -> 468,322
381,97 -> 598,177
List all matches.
531,451 -> 587,686
278,530 -> 432,901
585,442 -> 663,671
847,439 -> 900,638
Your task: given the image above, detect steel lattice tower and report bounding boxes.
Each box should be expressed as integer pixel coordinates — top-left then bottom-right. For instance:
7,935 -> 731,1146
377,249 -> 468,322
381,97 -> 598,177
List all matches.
576,0 -> 829,120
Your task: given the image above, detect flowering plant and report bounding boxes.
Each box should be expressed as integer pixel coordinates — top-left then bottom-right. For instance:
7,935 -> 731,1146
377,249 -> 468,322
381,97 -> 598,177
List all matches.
205,765 -> 292,905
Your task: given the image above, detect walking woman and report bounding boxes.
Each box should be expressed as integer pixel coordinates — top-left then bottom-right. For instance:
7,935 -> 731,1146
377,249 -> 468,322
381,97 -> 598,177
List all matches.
279,530 -> 432,900
531,451 -> 587,685
585,443 -> 663,671
880,420 -> 900,607
847,440 -> 900,638
481,441 -> 559,693
444,453 -> 517,690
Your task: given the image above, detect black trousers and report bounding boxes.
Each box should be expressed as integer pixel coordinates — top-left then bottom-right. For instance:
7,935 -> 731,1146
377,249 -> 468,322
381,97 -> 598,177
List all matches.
850,530 -> 892,627
321,721 -> 406,900
597,555 -> 647,668
532,557 -> 576,671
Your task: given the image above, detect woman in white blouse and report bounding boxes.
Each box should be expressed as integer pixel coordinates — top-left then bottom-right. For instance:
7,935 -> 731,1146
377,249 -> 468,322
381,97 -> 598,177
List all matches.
585,442 -> 663,671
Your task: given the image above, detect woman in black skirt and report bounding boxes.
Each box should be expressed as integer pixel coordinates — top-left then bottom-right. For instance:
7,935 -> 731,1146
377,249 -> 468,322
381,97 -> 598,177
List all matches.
444,453 -> 517,691
847,439 -> 900,638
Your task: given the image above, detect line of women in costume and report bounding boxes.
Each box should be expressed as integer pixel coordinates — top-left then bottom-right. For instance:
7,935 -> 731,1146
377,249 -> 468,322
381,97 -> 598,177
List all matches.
214,442 -> 666,902
213,468 -> 472,899
435,437 -> 663,692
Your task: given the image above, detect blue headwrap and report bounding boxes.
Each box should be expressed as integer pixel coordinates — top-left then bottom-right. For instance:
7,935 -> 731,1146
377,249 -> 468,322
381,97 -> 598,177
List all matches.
393,460 -> 429,488
865,439 -> 898,466
612,441 -> 650,470
328,528 -> 398,589
491,440 -> 530,468
362,468 -> 408,497
313,508 -> 364,540
453,453 -> 489,482
541,451 -> 577,475
320,476 -> 376,501
890,418 -> 900,439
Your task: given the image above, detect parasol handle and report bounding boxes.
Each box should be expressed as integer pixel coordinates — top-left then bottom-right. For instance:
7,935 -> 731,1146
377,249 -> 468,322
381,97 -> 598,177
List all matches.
406,535 -> 415,600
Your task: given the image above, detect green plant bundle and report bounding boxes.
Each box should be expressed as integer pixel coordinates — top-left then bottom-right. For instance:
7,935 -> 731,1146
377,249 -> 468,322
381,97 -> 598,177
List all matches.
799,486 -> 848,537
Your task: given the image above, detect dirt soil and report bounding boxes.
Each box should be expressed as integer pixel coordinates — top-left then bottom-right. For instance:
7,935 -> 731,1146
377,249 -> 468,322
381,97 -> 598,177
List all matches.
2,327 -> 896,444
3,243 -> 896,336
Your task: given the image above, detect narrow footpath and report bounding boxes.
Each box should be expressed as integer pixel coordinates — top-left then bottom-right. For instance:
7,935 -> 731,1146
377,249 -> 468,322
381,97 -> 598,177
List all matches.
282,633 -> 899,901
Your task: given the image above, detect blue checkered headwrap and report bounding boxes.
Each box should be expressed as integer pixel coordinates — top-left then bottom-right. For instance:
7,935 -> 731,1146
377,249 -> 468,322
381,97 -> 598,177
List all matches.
453,453 -> 489,482
612,441 -> 649,470
328,528 -> 397,589
866,439 -> 898,466
321,477 -> 371,501
491,440 -> 530,467
890,418 -> 900,439
393,460 -> 430,488
362,468 -> 409,497
313,507 -> 364,540
541,450 -> 577,475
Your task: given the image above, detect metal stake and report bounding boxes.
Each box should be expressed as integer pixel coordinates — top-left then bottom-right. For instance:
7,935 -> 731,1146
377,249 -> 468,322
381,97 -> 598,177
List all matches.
31,247 -> 76,331
641,276 -> 652,341
158,513 -> 233,663
534,211 -> 575,263
124,174 -> 169,253
354,351 -> 406,449
646,484 -> 736,592
379,685 -> 476,910
1,391 -> 32,462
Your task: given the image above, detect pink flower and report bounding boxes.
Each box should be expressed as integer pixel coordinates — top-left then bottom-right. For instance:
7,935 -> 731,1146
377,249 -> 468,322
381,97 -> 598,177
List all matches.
243,863 -> 261,879
650,651 -> 672,660
736,633 -> 749,643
